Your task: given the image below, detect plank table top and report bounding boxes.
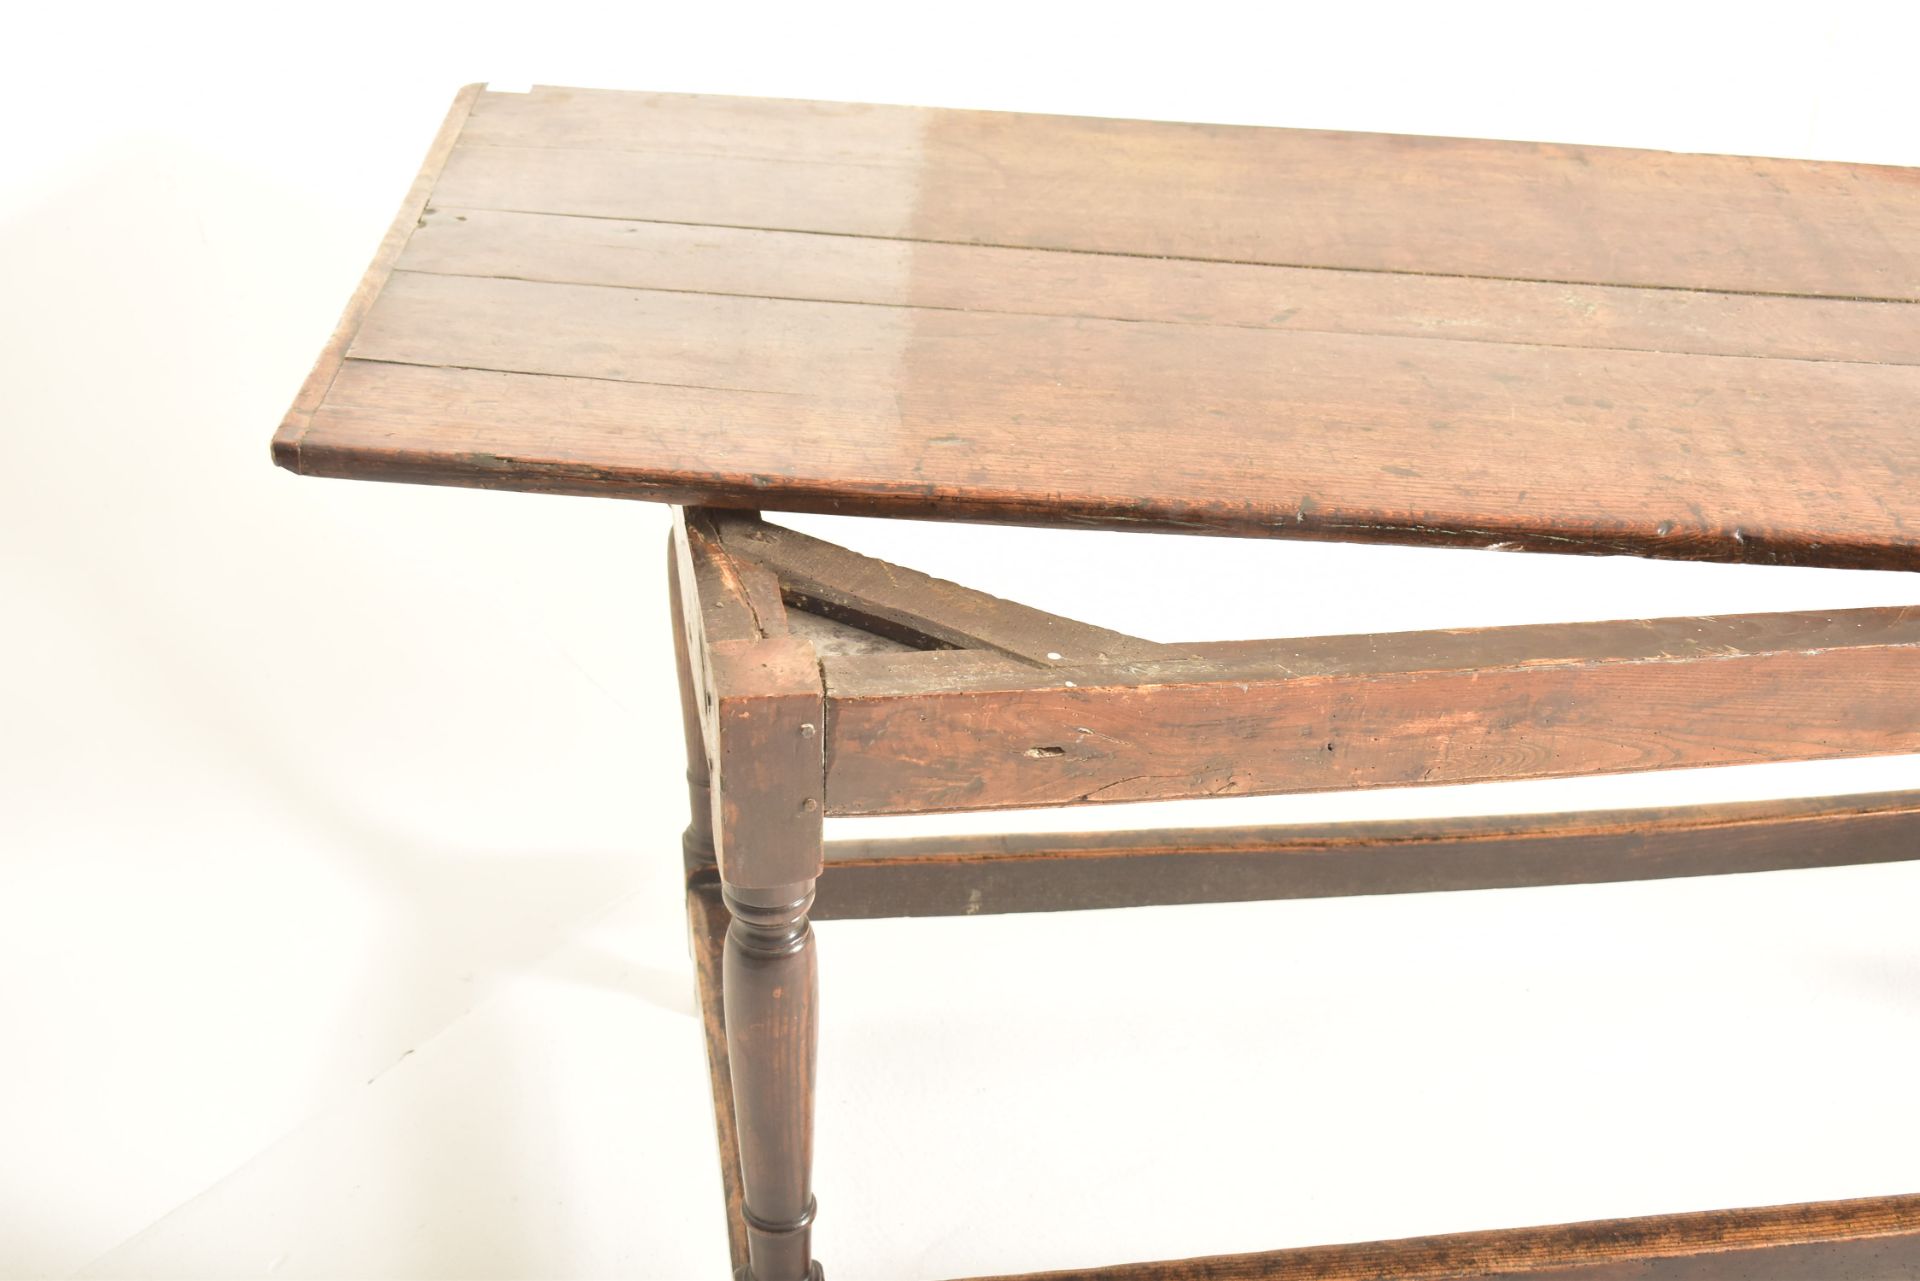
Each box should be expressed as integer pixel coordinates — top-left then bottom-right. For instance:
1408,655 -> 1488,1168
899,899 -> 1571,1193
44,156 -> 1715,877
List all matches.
275,84 -> 1920,569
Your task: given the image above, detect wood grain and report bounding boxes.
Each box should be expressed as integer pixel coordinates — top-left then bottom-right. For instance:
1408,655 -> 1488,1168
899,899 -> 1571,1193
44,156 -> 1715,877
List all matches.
821,606 -> 1920,814
276,86 -> 1920,566
667,535 -> 716,868
676,509 -> 827,890
705,636 -> 824,890
712,511 -> 1173,665
273,84 -> 482,469
302,300 -> 1920,567
686,878 -> 748,1275
813,790 -> 1920,918
722,880 -> 821,1281
401,208 -> 1920,366
954,1192 -> 1920,1280
444,88 -> 1920,300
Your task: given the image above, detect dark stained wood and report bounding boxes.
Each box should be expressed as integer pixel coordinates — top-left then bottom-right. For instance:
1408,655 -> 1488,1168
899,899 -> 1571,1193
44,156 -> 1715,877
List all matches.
722,879 -> 822,1281
955,1193 -> 1920,1280
668,507 -> 779,883
712,511 -> 1173,665
678,508 -> 787,644
821,605 -> 1920,814
837,604 -> 1920,689
301,276 -> 1920,569
706,635 -> 824,890
686,877 -> 749,1275
668,534 -> 716,868
281,90 -> 1920,1280
681,504 -> 828,1279
677,506 -> 827,892
273,84 -> 481,466
445,88 -> 1920,301
402,208 -> 1920,366
275,86 -> 1920,569
784,605 -> 921,658
813,789 -> 1920,919
670,516 -> 1920,1277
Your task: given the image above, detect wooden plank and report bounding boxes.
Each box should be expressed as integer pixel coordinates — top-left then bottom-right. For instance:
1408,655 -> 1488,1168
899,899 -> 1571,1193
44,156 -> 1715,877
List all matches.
273,84 -> 482,471
400,209 -> 1920,366
813,790 -> 1920,919
953,1193 -> 1920,1280
784,606 -> 920,658
299,286 -> 1920,567
836,606 -> 1920,690
678,509 -> 787,641
686,878 -> 748,1276
674,508 -> 777,647
279,87 -> 1920,561
672,507 -> 784,773
820,606 -> 1920,815
711,512 -> 1172,665
441,87 -> 1920,302
674,506 -> 812,887
667,533 -> 716,866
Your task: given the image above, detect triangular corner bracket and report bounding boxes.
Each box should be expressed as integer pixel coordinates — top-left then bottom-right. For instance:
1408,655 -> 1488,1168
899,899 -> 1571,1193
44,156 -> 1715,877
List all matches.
702,508 -> 1176,669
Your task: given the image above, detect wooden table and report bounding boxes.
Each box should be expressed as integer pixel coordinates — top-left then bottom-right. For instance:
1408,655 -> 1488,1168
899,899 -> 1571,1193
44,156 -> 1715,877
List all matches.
275,84 -> 1920,1280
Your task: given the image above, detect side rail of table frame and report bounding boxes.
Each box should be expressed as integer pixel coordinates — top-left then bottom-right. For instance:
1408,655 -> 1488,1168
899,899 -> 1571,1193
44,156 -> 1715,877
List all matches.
670,506 -> 1920,1280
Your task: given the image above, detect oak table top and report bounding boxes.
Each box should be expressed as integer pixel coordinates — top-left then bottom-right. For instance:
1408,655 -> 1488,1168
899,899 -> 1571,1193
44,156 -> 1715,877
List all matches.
275,84 -> 1920,570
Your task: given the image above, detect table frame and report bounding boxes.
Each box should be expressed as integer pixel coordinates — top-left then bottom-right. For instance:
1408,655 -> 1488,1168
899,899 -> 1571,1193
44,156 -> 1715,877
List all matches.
670,506 -> 1920,1281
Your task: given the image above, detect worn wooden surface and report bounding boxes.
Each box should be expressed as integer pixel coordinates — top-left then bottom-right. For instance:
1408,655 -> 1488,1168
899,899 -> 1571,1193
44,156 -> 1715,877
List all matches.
822,605 -> 1920,814
687,879 -> 749,1275
815,789 -> 1920,918
675,509 -> 829,890
710,511 -> 1175,665
277,84 -> 483,452
956,1193 -> 1920,1280
435,89 -> 1920,299
668,536 -> 718,868
663,511 -> 1920,1278
676,508 -> 826,1280
276,86 -> 1920,568
722,881 -> 821,1281
707,636 -> 824,889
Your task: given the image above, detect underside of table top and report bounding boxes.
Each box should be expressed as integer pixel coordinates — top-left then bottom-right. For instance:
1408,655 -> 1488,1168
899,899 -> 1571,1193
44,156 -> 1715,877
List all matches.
275,84 -> 1920,569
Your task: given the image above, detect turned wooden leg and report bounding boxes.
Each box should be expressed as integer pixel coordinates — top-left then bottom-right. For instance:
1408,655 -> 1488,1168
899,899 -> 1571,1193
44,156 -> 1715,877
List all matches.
675,509 -> 828,1278
724,880 -> 822,1281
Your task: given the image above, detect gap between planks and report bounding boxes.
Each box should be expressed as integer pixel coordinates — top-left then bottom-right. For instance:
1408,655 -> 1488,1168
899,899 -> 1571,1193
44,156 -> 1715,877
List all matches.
381,263 -> 1920,370
414,198 -> 1920,308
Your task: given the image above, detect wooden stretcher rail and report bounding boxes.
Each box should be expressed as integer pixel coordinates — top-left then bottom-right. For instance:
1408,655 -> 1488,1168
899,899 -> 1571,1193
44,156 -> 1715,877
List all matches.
821,605 -> 1920,815
692,873 -> 1920,1280
708,510 -> 1178,665
954,1193 -> 1920,1280
812,789 -> 1920,919
686,881 -> 749,1275
672,510 -> 1920,1278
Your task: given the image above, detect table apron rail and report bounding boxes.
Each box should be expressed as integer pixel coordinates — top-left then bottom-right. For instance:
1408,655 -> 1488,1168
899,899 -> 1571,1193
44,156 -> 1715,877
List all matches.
950,1191 -> 1920,1281
819,605 -> 1920,816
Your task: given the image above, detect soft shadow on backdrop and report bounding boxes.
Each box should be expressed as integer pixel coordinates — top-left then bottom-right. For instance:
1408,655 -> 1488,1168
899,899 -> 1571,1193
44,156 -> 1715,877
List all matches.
4,3 -> 1919,1278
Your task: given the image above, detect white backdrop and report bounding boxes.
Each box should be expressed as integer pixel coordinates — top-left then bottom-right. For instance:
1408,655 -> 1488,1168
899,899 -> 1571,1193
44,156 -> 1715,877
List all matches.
5,3 -> 1920,1278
